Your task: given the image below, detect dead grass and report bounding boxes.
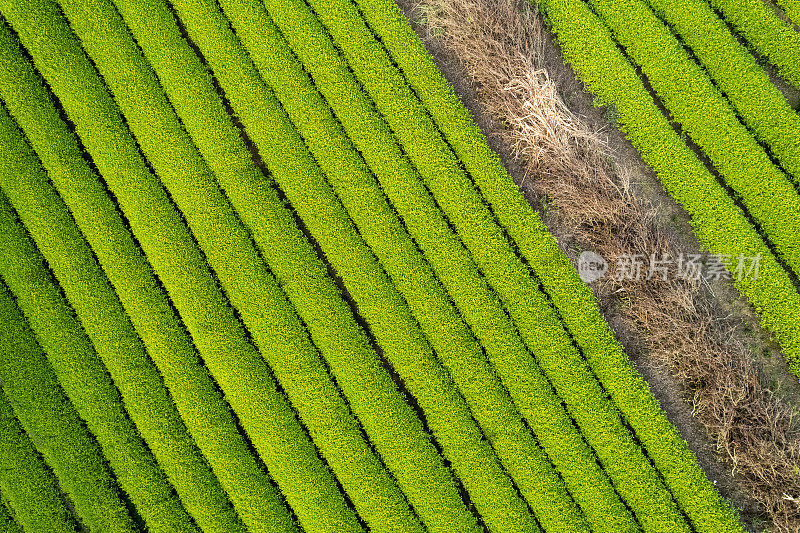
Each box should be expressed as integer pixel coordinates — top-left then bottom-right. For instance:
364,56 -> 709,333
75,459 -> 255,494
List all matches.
406,0 -> 800,530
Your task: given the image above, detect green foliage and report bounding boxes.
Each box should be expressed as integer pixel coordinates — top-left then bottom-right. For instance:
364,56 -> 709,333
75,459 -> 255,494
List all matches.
0,379 -> 78,533
0,17 -> 288,533
709,0 -> 800,90
225,1 -> 590,532
246,0 -> 646,532
319,0 -> 707,531
168,2 -> 476,531
645,0 -> 800,186
0,202 -> 135,533
648,5 -> 800,185
214,1 -> 530,532
585,0 -> 800,279
0,494 -> 22,533
0,161 -> 203,530
107,0 -> 422,530
2,0 -> 357,529
0,26 -> 237,533
775,0 -> 800,28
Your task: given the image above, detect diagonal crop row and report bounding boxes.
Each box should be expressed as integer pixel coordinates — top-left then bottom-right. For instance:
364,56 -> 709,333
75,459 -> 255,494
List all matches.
3,0 -> 358,530
53,0 -> 359,528
390,0 -> 758,527
237,0 -> 638,531
706,0 -> 800,90
281,2 -> 636,531
353,0 -> 750,530
257,8 -> 583,531
165,1 -> 480,531
583,0 -> 800,280
0,196 -> 136,533
1,158 -> 184,531
223,0 -> 635,530
0,18 -> 295,533
251,1 -> 644,530
295,1 -> 698,531
101,0 -> 424,530
776,0 -> 800,28
0,493 -> 21,533
0,27 -> 237,533
0,373 -> 78,533
213,2 -> 543,532
644,0 -> 800,185
221,1 -> 585,532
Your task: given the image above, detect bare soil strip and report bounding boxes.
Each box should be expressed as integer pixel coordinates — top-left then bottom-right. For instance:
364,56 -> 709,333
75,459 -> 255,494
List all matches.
395,0 -> 800,530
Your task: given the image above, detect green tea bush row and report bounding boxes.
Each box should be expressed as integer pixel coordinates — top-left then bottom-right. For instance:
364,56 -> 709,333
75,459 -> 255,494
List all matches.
0,377 -> 77,533
306,1 -> 696,530
708,0 -> 800,89
0,493 -> 21,533
0,26 -> 241,533
107,0 -> 421,530
225,3 -> 591,533
776,0 -> 800,28
168,1 -> 477,531
252,1 -> 642,531
2,132 -> 203,528
215,2 -> 539,532
645,0 -> 800,184
276,6 -> 648,533
7,0 -> 358,529
585,0 -> 800,279
0,193 -> 137,533
0,19 -> 297,533
234,0 -> 630,530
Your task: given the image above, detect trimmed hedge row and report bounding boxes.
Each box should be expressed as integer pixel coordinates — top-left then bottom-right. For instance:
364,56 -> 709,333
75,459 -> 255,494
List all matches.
0,494 -> 21,533
377,0 -> 754,528
253,1 -> 642,532
0,22 -> 242,533
708,0 -> 800,90
274,2 -> 635,530
0,377 -> 77,533
776,0 -> 800,27
216,2 -> 540,532
645,0 -> 800,184
0,22 -> 302,533
224,2 -> 589,532
585,0 -> 800,280
12,0 -> 357,529
0,193 -> 136,533
234,0 -> 633,530
168,1 -> 478,531
306,1 -> 698,531
105,0 -> 422,530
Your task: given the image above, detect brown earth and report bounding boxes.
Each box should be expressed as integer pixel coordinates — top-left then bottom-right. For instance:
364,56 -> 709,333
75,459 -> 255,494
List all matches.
394,0 -> 800,530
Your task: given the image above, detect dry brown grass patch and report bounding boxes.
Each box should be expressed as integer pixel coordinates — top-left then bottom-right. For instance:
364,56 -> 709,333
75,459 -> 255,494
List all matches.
404,0 -> 800,530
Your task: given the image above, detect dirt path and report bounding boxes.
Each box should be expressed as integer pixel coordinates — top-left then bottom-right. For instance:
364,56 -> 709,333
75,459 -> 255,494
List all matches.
395,1 -> 800,530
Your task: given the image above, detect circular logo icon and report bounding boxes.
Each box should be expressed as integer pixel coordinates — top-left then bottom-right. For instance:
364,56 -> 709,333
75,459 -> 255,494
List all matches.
577,251 -> 608,283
